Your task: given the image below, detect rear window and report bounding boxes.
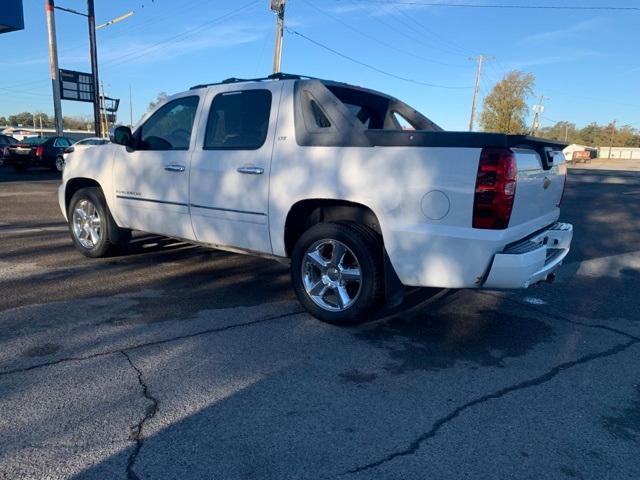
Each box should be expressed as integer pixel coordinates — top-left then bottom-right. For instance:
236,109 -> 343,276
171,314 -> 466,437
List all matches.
0,136 -> 17,145
22,137 -> 48,145
324,83 -> 442,132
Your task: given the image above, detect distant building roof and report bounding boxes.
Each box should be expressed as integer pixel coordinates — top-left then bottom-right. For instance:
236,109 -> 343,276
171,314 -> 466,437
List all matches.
1,126 -> 95,135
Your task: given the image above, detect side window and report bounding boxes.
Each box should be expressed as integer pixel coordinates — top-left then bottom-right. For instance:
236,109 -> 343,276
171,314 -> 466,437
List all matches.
392,112 -> 416,131
138,96 -> 199,151
54,138 -> 71,147
204,89 -> 271,150
309,99 -> 331,128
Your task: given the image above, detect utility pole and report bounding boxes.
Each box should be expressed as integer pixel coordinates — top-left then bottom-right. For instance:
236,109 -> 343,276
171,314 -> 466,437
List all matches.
531,94 -> 546,136
608,120 -> 617,159
564,124 -> 569,143
87,0 -> 101,138
45,0 -> 64,136
468,55 -> 491,132
270,0 -> 286,74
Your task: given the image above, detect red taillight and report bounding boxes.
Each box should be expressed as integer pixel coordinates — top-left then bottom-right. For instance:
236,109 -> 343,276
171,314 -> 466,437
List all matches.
35,146 -> 44,157
473,147 -> 517,229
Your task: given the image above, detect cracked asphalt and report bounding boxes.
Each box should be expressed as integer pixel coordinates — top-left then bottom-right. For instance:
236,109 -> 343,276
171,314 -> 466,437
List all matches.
0,166 -> 639,479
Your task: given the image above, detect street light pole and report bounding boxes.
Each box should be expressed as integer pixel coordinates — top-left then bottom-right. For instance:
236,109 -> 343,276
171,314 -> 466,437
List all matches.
45,0 -> 64,136
87,0 -> 101,138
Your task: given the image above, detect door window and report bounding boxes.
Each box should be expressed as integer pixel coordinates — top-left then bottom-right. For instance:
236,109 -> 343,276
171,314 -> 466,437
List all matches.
137,96 -> 199,151
54,138 -> 71,147
204,90 -> 272,150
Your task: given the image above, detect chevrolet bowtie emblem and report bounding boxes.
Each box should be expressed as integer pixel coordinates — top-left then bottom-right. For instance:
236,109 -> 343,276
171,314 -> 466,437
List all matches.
543,177 -> 551,189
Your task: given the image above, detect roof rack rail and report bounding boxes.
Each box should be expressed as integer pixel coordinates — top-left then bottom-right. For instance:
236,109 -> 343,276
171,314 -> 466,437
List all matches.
190,72 -> 314,90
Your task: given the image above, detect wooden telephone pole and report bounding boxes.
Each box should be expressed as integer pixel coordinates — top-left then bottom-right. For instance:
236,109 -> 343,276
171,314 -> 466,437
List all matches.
270,0 -> 286,74
468,55 -> 492,132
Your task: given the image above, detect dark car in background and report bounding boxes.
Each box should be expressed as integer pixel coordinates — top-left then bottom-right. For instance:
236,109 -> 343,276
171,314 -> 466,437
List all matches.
0,134 -> 18,166
5,136 -> 74,172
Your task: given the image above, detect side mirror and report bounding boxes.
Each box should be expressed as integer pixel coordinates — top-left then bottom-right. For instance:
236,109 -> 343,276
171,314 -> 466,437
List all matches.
110,126 -> 133,148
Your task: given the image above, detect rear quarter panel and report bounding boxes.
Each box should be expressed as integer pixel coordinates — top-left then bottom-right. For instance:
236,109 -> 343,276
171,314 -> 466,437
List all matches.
269,83 -> 481,256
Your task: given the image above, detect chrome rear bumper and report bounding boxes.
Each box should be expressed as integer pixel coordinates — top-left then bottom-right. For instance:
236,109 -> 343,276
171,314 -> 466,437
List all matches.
483,223 -> 573,289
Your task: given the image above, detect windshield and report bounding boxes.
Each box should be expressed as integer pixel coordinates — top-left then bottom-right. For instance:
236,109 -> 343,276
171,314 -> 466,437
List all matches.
21,137 -> 48,145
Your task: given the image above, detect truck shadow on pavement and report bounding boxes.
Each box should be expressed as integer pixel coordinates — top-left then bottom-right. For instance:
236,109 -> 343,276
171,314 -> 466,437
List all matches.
0,165 -> 61,183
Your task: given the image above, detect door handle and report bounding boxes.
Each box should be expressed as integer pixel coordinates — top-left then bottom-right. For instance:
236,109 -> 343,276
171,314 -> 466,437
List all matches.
237,166 -> 264,175
164,164 -> 185,172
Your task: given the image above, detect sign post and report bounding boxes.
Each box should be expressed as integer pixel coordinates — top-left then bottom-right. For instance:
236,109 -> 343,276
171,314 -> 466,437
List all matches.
45,0 -> 64,136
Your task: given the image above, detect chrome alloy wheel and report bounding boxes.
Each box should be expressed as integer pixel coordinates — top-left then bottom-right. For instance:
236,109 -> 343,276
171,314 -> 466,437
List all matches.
55,156 -> 65,172
72,199 -> 102,249
301,239 -> 362,312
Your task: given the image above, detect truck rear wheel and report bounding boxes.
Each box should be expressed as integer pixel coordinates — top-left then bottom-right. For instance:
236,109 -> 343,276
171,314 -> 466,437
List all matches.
67,187 -> 131,258
291,222 -> 383,325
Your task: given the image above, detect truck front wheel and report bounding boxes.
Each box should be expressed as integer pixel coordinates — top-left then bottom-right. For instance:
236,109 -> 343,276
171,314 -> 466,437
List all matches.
67,187 -> 131,257
291,222 -> 383,325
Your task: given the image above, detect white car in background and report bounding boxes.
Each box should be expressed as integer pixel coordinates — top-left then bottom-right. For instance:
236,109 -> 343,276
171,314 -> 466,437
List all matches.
61,137 -> 110,168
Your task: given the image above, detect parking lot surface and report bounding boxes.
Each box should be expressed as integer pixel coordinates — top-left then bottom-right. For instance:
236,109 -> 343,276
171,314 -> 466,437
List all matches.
0,166 -> 639,480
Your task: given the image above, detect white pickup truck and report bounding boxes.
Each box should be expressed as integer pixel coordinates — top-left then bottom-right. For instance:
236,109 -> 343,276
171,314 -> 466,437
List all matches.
59,73 -> 573,324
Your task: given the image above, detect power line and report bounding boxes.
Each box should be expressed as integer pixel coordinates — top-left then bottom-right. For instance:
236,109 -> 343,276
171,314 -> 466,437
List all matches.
348,1 -> 640,11
285,27 -> 472,89
345,0 -> 469,60
0,86 -> 50,98
387,5 -> 471,57
301,0 -> 467,67
101,0 -> 260,70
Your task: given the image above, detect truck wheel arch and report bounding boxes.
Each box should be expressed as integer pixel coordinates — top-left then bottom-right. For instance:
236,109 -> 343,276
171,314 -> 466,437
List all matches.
283,199 -> 383,258
65,178 -> 102,211
284,199 -> 404,310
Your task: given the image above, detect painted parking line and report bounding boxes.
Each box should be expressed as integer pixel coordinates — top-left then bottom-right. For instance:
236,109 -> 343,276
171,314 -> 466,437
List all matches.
0,225 -> 67,236
0,191 -> 55,198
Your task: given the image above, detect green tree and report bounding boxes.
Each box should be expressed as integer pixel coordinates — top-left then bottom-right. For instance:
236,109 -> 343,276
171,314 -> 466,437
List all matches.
540,121 -> 577,143
7,112 -> 35,127
480,71 -> 535,134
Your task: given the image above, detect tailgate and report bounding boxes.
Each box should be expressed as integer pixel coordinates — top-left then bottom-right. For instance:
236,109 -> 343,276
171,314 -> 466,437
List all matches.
509,147 -> 566,227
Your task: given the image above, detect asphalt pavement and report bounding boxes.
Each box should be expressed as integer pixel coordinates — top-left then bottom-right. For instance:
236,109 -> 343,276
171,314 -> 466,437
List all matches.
0,165 -> 638,480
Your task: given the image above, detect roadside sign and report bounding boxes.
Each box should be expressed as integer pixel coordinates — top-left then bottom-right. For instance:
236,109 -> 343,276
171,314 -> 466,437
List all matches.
59,69 -> 95,103
100,96 -> 120,113
0,0 -> 24,34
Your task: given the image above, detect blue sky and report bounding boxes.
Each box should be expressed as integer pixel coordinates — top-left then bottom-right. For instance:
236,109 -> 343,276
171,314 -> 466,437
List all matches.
1,0 -> 638,131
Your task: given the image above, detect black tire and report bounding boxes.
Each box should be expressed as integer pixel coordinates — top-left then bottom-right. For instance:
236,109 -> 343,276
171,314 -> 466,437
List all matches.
54,156 -> 65,172
291,222 -> 383,325
14,163 -> 28,172
67,187 -> 131,258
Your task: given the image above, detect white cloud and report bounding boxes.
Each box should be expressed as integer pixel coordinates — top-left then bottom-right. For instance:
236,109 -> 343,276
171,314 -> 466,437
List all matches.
512,51 -> 598,68
518,17 -> 602,46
